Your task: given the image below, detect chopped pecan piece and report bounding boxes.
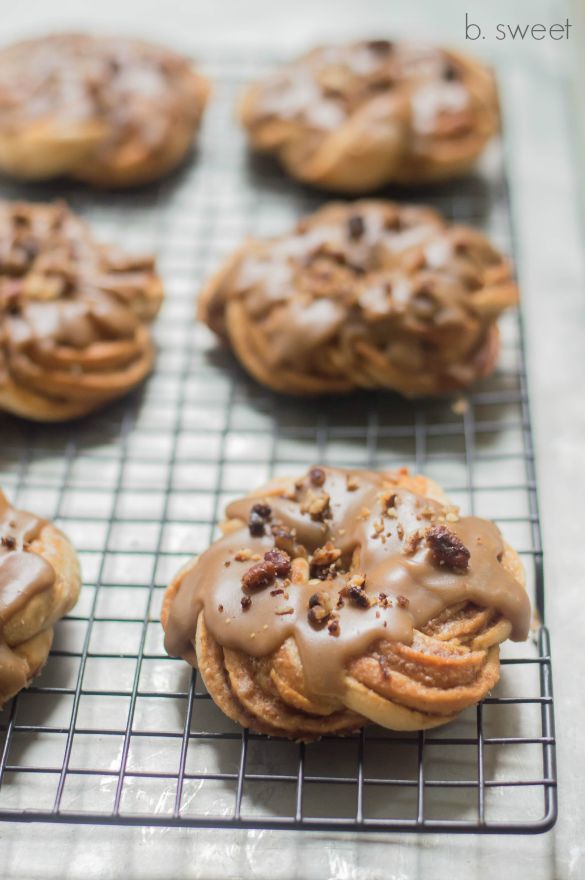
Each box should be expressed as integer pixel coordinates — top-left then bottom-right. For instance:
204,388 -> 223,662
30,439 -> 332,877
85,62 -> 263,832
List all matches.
301,489 -> 331,522
347,214 -> 365,240
248,512 -> 266,537
426,525 -> 470,571
240,596 -> 252,611
367,39 -> 394,54
248,502 -> 272,537
309,542 -> 342,579
307,590 -> 333,626
345,473 -> 359,492
241,560 -> 276,592
309,466 -> 326,487
347,585 -> 370,608
263,548 -> 291,578
1,535 -> 17,550
381,491 -> 398,510
442,62 -> 459,81
327,617 -> 340,637
271,524 -> 305,558
402,529 -> 423,556
251,502 -> 272,519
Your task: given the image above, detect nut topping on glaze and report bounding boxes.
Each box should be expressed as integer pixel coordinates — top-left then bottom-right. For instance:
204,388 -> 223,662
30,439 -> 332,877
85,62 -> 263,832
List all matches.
426,525 -> 470,571
263,548 -> 292,578
248,503 -> 272,537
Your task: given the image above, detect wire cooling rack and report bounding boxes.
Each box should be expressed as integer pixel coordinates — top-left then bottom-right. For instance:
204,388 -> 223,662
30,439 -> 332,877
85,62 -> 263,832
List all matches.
0,50 -> 556,833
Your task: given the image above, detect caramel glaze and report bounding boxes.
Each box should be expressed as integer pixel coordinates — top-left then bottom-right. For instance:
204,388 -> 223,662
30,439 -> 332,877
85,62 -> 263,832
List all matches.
0,491 -> 55,695
203,201 -> 515,393
165,468 -> 530,701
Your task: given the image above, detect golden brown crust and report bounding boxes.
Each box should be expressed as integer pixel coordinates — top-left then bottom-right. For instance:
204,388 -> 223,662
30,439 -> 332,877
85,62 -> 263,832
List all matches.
162,468 -> 527,740
239,41 -> 499,191
0,493 -> 81,708
198,200 -> 517,398
0,200 -> 164,421
0,33 -> 209,187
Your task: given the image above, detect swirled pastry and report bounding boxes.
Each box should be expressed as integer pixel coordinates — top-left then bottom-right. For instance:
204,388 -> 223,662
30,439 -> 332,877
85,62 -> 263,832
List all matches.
0,490 -> 80,707
0,200 -> 164,421
198,200 -> 517,397
0,33 -> 209,187
239,40 -> 499,191
162,467 -> 529,740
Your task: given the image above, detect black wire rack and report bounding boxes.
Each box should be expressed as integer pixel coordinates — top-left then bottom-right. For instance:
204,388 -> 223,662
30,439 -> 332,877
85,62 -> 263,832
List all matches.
0,50 -> 556,833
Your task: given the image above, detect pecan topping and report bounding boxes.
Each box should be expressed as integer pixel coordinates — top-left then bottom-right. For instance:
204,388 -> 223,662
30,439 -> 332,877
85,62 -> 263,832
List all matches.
252,502 -> 272,519
240,596 -> 252,611
396,595 -> 409,609
263,548 -> 291,578
241,560 -> 276,592
346,474 -> 359,492
248,502 -> 272,537
1,535 -> 17,550
270,524 -> 298,557
347,584 -> 370,608
442,62 -> 459,81
382,492 -> 398,511
367,39 -> 394,54
309,542 -> 342,579
307,590 -> 333,626
327,618 -> 340,637
426,525 -> 470,571
309,466 -> 326,487
301,489 -> 331,522
402,529 -> 423,556
347,214 -> 365,240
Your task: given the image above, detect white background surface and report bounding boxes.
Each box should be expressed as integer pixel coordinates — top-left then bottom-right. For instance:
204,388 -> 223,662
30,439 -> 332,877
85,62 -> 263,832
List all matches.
0,1 -> 584,878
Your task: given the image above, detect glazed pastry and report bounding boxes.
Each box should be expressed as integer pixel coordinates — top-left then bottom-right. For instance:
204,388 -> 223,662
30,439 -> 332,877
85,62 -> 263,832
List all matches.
0,33 -> 209,187
198,200 -> 517,397
0,490 -> 80,707
0,200 -> 164,421
162,467 -> 529,740
239,40 -> 499,191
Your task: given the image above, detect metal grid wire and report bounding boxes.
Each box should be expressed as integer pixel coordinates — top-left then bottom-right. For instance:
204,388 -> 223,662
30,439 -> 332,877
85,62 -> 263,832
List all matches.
0,50 -> 556,833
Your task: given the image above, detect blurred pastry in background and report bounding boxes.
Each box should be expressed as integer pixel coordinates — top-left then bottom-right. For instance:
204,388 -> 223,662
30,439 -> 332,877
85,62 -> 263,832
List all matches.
0,200 -> 164,421
162,466 -> 529,739
197,200 -> 517,397
0,489 -> 80,708
0,33 -> 209,187
239,40 -> 499,191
